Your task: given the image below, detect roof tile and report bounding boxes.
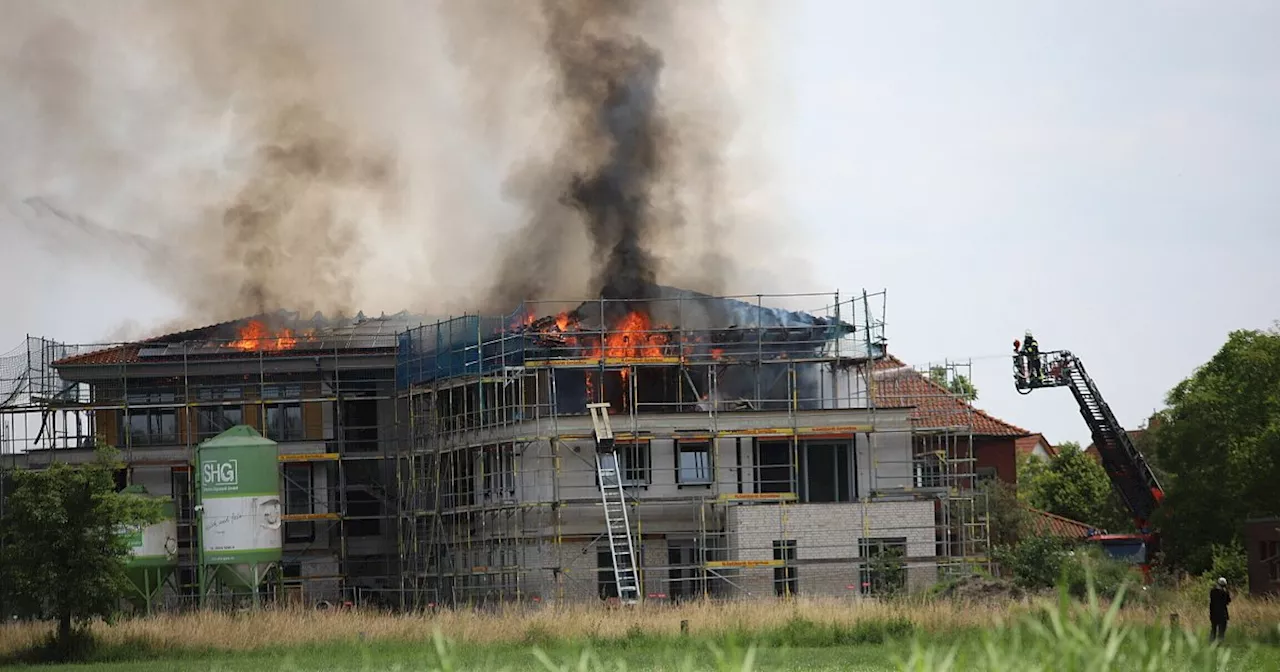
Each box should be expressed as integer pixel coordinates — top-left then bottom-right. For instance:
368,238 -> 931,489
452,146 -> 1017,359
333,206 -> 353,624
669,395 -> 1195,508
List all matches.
1028,507 -> 1094,539
872,355 -> 1029,437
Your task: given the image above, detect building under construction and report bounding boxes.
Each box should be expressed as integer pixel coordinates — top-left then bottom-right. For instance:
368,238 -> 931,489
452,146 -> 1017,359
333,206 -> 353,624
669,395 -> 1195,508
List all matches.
0,286 -> 991,609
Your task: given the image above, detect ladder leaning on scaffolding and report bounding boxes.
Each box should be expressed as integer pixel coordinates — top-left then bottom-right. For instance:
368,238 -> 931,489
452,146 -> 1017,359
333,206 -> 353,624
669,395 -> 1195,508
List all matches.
588,402 -> 641,605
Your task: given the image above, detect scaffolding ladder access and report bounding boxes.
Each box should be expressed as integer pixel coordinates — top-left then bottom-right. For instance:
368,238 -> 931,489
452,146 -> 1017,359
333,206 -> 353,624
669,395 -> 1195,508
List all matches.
589,402 -> 640,604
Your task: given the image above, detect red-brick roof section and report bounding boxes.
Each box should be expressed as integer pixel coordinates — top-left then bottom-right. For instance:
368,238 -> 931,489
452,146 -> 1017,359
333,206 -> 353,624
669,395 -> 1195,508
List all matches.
1028,508 -> 1094,539
1015,434 -> 1058,458
872,355 -> 1029,437
53,319 -> 244,366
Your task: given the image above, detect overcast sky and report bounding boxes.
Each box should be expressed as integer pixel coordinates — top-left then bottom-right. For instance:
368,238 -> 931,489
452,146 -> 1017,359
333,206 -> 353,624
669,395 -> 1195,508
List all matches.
2,1 -> 1278,447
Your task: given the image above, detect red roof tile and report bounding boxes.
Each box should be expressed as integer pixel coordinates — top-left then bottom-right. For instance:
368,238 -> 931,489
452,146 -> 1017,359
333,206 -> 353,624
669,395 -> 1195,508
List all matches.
54,318 -> 244,366
1028,507 -> 1094,539
872,355 -> 1029,437
1015,433 -> 1058,458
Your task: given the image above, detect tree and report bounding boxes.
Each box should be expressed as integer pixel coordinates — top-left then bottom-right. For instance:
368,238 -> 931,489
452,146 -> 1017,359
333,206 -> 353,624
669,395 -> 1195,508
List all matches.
928,365 -> 979,401
981,477 -> 1030,547
0,447 -> 161,652
1149,326 -> 1280,573
1019,442 -> 1131,532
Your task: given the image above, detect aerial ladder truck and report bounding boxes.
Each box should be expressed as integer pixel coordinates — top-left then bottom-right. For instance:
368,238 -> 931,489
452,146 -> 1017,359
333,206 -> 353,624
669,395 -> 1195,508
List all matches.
1013,334 -> 1166,581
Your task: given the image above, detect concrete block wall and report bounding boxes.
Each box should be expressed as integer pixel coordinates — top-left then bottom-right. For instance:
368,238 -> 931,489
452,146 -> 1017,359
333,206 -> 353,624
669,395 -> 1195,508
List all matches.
515,536 -> 668,604
725,500 -> 937,598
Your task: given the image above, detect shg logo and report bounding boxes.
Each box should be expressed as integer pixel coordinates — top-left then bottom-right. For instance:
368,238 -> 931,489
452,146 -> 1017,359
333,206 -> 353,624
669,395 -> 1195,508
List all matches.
202,459 -> 239,489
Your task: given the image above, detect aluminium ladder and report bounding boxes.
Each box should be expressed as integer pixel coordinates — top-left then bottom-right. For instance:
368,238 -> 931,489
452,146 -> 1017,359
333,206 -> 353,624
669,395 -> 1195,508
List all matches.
588,402 -> 641,604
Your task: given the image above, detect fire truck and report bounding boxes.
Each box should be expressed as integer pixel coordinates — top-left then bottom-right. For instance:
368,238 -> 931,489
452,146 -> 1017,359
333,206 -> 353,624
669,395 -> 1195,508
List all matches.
1013,337 -> 1165,581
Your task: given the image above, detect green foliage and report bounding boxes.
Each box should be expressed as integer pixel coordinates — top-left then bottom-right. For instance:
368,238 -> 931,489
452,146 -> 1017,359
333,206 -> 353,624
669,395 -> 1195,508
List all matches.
928,366 -> 978,401
897,573 -> 1247,671
867,545 -> 908,597
1059,546 -> 1141,601
1206,542 -> 1248,588
1019,442 -> 1131,532
980,478 -> 1030,547
1151,326 -> 1280,573
0,447 -> 162,654
994,536 -> 1139,600
994,535 -> 1072,590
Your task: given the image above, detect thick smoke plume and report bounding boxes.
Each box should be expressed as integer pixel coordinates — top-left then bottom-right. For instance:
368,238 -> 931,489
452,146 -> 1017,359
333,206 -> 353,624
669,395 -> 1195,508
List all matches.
457,0 -> 756,315
1,0 -> 792,341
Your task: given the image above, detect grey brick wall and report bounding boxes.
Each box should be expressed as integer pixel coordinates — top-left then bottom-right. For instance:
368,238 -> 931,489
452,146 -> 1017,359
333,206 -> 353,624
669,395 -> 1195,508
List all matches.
723,500 -> 937,598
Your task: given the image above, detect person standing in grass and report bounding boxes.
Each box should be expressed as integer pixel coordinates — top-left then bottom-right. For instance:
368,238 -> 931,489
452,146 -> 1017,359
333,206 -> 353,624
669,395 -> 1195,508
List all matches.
1209,577 -> 1231,642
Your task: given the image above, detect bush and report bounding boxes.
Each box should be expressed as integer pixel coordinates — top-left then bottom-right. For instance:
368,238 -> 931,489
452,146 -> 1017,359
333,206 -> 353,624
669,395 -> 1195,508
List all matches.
1205,542 -> 1248,587
1060,546 -> 1140,600
993,536 -> 1071,590
996,537 -> 1139,600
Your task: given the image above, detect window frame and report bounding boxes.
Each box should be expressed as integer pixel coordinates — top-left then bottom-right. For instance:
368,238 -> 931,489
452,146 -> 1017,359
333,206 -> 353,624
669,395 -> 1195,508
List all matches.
773,539 -> 798,597
676,440 -> 713,486
262,384 -> 305,442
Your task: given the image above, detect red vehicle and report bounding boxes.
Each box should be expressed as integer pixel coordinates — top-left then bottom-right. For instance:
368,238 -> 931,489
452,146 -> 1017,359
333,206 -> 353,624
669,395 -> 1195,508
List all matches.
1014,340 -> 1165,581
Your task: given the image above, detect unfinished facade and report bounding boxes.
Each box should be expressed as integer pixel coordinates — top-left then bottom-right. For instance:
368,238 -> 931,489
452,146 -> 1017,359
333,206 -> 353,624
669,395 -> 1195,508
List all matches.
396,287 -> 989,606
0,286 -> 991,609
0,313 -> 417,608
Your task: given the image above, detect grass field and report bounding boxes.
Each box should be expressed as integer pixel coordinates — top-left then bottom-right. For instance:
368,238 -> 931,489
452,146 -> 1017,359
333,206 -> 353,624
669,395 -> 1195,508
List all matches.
3,582 -> 1278,671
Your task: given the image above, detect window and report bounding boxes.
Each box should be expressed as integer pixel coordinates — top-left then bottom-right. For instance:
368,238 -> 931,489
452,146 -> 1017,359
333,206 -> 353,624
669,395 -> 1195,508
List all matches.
170,468 -> 194,551
976,467 -> 998,483
124,392 -> 177,446
112,468 -> 130,492
755,441 -> 793,494
801,441 -> 851,502
443,449 -> 475,509
668,540 -> 704,601
342,397 -> 378,453
618,442 -> 650,487
597,547 -> 619,600
284,463 -> 314,543
773,540 -> 797,597
482,447 -> 516,502
597,542 -> 645,601
196,387 -> 242,440
677,441 -> 712,485
263,385 -> 304,442
912,437 -> 944,488
345,489 -> 382,537
1263,541 -> 1280,582
860,537 -> 907,596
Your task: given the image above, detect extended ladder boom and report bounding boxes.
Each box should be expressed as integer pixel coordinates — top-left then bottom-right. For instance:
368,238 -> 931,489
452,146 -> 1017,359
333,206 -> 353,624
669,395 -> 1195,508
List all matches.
1014,349 -> 1164,531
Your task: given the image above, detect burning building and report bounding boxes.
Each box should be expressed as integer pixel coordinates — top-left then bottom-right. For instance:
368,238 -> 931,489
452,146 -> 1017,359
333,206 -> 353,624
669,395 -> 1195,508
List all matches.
0,287 -> 994,608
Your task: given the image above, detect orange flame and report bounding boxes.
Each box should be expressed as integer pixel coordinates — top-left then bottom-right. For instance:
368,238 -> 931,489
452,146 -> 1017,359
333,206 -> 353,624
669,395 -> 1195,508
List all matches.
528,308 -> 671,361
229,320 -> 301,352
603,311 -> 667,359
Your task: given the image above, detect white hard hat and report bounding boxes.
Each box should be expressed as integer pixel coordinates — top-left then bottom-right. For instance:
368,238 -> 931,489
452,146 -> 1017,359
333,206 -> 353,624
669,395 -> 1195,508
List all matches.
1217,577 -> 1227,586
1025,329 -> 1033,337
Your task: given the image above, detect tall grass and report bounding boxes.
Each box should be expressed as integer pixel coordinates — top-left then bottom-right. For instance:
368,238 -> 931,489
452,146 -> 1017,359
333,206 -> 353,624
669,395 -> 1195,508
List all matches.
1,575 -> 1276,668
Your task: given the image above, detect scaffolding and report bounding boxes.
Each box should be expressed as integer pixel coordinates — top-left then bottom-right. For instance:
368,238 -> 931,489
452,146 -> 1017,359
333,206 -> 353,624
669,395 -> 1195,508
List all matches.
1,290 -> 992,612
0,315 -> 410,610
396,290 -> 990,607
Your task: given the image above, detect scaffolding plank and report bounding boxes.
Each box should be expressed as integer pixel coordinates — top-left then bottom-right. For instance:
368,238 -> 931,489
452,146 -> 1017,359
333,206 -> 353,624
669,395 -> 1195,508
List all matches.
282,512 -> 341,522
278,452 -> 339,462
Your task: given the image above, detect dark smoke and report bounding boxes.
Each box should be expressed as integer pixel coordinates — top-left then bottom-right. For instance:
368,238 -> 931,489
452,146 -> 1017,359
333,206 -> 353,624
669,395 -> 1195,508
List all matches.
559,34 -> 665,308
482,1 -> 687,314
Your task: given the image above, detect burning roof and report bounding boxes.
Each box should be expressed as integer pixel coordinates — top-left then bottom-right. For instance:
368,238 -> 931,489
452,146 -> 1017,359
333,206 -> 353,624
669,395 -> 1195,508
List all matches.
54,310 -> 442,367
396,284 -> 886,388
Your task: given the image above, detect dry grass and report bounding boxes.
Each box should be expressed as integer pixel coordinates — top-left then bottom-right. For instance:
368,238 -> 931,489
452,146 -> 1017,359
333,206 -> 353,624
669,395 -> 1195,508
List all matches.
2,587 -> 1277,657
